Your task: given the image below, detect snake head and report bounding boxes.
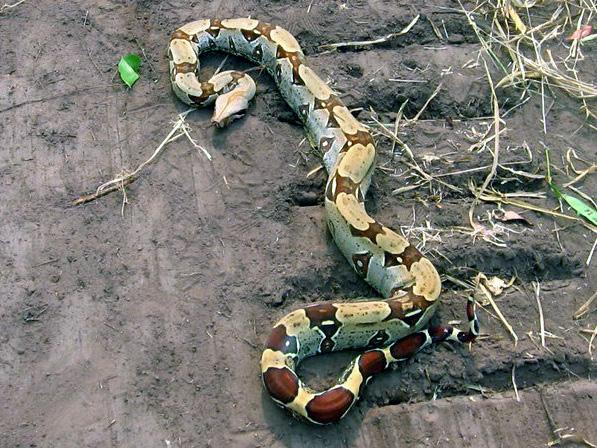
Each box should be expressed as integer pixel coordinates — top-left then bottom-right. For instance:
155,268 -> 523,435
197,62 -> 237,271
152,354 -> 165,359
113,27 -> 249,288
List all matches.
211,76 -> 256,127
211,72 -> 256,128
211,90 -> 251,127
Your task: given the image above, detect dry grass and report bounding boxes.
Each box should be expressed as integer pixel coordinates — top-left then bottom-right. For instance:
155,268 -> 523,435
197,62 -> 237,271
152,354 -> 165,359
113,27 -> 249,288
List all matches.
0,0 -> 27,13
574,291 -> 597,319
322,0 -> 597,280
364,1 -> 597,242
73,109 -> 209,210
458,0 -> 597,123
319,15 -> 420,51
475,273 -> 519,345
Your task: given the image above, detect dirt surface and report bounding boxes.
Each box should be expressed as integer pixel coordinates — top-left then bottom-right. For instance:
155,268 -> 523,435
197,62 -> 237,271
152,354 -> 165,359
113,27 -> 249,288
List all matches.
1,1 -> 595,447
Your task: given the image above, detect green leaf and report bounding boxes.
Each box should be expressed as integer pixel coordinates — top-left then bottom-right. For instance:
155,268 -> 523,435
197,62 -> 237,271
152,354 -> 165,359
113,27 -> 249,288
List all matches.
559,192 -> 597,226
118,53 -> 141,88
544,147 -> 597,225
548,178 -> 597,225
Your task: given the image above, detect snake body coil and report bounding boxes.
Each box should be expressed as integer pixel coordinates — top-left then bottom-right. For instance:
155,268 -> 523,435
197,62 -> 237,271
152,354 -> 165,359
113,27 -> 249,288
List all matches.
169,18 -> 479,425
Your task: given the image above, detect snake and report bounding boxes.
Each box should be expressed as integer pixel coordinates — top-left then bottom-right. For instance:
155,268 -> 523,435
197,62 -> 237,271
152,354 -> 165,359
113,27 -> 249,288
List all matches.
168,18 -> 480,425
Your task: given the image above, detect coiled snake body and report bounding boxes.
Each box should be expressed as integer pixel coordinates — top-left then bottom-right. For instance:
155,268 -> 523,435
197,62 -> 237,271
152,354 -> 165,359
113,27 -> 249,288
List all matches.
169,18 -> 479,425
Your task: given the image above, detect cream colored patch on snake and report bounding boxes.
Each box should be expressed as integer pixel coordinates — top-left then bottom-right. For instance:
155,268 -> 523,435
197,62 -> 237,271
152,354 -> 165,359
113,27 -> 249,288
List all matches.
335,192 -> 375,231
260,349 -> 290,371
179,19 -> 211,35
221,18 -> 259,30
209,72 -> 236,90
335,302 -> 390,324
376,228 -> 410,254
170,39 -> 197,64
381,346 -> 397,363
332,106 -> 367,134
277,309 -> 310,336
337,143 -> 375,183
410,258 -> 442,300
270,27 -> 302,52
298,65 -> 334,100
343,368 -> 364,395
287,388 -> 316,414
174,73 -> 204,96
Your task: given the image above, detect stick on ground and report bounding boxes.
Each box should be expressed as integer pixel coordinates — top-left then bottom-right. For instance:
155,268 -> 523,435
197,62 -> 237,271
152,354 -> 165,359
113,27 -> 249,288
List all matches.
73,109 -> 206,206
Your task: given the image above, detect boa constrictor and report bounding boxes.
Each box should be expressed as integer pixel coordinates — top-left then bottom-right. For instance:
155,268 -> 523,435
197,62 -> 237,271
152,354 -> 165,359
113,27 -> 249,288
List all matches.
168,18 -> 480,425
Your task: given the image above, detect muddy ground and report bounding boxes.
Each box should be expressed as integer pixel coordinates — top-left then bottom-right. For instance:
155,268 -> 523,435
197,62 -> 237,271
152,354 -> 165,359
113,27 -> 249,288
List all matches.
1,0 -> 595,447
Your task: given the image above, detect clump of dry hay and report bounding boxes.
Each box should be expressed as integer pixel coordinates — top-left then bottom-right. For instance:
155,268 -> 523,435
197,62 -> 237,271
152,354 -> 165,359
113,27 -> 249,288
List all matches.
459,0 -> 596,124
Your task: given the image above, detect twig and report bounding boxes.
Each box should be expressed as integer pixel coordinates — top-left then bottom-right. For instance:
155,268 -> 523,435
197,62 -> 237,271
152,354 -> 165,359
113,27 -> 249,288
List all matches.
237,335 -> 258,349
306,164 -> 323,178
533,281 -> 546,348
391,100 -> 408,160
0,0 -> 26,13
469,57 -> 502,236
134,38 -> 157,75
180,121 -> 212,160
214,55 -> 229,76
22,305 -> 48,323
477,281 -> 518,345
542,385 -> 597,447
477,59 -> 501,198
319,15 -> 419,50
32,258 -> 59,268
369,114 -> 462,194
410,82 -> 443,122
564,151 -> 596,188
73,109 -> 200,206
120,182 -> 129,217
103,322 -> 119,332
511,364 -> 520,402
73,175 -> 137,206
473,187 -> 597,233
388,79 -> 428,83
573,291 -> 597,320
589,325 -> 597,360
0,85 -> 119,115
587,238 -> 597,265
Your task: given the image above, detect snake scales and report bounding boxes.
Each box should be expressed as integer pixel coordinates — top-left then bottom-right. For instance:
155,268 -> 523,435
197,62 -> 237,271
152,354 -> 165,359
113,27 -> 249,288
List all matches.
168,18 -> 479,425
